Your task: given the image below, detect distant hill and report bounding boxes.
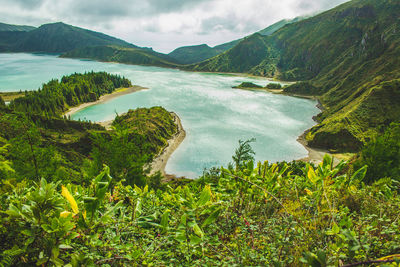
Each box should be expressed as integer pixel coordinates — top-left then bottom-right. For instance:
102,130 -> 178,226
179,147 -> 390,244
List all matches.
0,22 -> 135,53
188,0 -> 400,152
168,17 -> 303,64
61,45 -> 180,68
0,22 -> 35,32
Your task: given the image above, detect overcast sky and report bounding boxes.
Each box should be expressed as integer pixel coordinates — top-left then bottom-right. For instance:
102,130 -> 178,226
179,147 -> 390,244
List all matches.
0,0 -> 350,53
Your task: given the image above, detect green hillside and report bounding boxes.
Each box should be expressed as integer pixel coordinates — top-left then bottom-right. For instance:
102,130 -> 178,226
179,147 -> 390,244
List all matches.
189,0 -> 400,152
61,45 -> 180,68
168,17 -> 302,65
0,22 -> 135,53
0,22 -> 35,32
189,33 -> 279,75
168,44 -> 222,65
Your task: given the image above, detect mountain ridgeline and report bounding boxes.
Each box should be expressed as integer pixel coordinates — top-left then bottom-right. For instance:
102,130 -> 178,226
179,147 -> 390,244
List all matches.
0,22 -> 135,53
168,17 -> 304,65
188,0 -> 400,152
0,22 -> 35,32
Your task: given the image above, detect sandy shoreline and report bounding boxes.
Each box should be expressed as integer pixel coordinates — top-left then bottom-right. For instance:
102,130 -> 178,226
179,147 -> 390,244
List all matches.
149,112 -> 186,179
297,130 -> 330,164
64,85 -> 148,117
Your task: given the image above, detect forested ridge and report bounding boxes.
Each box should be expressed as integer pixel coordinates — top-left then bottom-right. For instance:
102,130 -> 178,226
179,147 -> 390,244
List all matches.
10,72 -> 131,117
0,22 -> 135,53
0,72 -> 400,265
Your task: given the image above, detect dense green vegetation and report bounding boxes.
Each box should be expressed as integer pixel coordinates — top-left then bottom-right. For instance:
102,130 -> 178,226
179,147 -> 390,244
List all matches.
265,83 -> 282,89
233,82 -> 262,89
1,135 -> 400,265
189,33 -> 280,76
0,104 -> 177,184
0,107 -> 104,183
283,81 -> 319,95
61,45 -> 180,68
1,73 -> 178,187
168,44 -> 225,65
354,123 -> 400,184
0,22 -> 135,53
0,22 -> 35,32
91,107 -> 178,187
10,72 -> 131,117
0,91 -> 25,102
188,0 -> 400,153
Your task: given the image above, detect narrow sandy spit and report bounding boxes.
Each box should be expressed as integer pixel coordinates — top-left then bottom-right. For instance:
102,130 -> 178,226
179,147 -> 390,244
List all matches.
149,112 -> 186,178
64,85 -> 148,117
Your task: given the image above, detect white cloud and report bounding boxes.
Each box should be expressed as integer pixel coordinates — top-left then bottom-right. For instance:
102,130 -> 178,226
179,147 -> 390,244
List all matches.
0,0 -> 350,53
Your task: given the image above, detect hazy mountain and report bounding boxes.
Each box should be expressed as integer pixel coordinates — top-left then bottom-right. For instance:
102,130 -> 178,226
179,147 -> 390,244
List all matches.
61,45 -> 180,68
0,22 -> 136,53
0,22 -> 35,32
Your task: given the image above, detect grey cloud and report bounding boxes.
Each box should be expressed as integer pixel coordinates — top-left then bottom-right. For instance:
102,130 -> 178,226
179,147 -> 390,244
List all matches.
72,0 -> 133,17
66,0 -> 213,22
147,0 -> 213,12
199,14 -> 256,35
0,0 -> 43,9
295,0 -> 350,13
0,0 -> 353,53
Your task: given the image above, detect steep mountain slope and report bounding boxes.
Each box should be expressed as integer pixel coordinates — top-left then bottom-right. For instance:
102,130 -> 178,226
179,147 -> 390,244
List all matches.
0,22 -> 135,53
168,17 -> 302,64
0,22 -> 35,32
61,45 -> 180,68
189,33 -> 280,75
189,0 -> 400,152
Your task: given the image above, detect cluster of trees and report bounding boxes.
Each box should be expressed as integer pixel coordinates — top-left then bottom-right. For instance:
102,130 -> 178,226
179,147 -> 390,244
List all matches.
10,72 -> 131,117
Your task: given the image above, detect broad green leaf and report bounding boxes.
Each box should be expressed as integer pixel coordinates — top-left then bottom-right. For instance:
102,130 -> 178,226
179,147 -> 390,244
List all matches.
196,185 -> 211,208
190,235 -> 202,245
322,154 -> 332,170
326,222 -> 340,236
134,198 -> 142,218
202,207 -> 221,227
161,209 -> 170,233
193,223 -> 204,238
350,165 -> 367,185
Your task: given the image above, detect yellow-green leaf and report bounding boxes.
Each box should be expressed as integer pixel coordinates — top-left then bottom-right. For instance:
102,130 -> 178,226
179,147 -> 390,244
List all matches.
60,211 -> 72,218
307,166 -> 318,185
61,186 -> 79,214
193,224 -> 204,238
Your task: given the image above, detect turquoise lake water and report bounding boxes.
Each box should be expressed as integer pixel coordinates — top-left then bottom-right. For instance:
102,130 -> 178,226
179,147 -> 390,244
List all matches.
0,53 -> 320,178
